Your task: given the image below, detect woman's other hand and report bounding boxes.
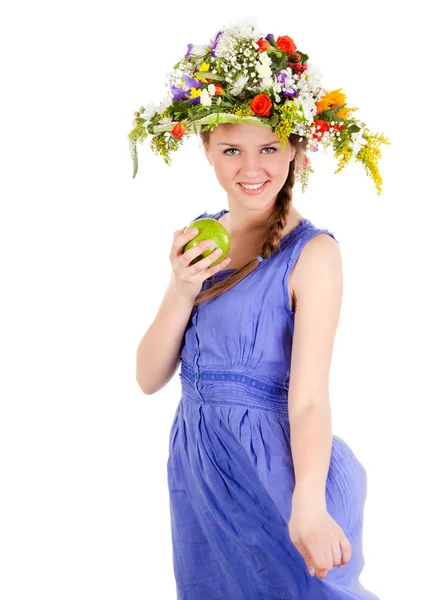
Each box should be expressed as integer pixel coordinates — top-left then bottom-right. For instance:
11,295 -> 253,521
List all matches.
288,497 -> 352,580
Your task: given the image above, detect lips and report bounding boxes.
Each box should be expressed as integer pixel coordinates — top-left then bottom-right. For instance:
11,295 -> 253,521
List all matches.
238,181 -> 268,187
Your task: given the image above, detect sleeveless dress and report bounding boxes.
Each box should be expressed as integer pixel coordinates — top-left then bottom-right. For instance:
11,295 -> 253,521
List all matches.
167,208 -> 380,600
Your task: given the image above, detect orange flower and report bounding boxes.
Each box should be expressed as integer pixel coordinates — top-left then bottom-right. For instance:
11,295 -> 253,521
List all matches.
213,84 -> 223,95
276,35 -> 296,55
316,88 -> 349,118
171,122 -> 186,138
250,93 -> 272,117
256,39 -> 271,52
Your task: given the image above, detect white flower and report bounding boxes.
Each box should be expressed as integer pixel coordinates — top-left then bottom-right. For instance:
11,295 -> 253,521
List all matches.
207,83 -> 217,96
158,116 -> 173,126
214,18 -> 262,58
200,88 -> 212,106
222,18 -> 262,41
158,94 -> 173,113
351,129 -> 368,156
230,73 -> 248,96
256,61 -> 272,79
187,44 -> 210,57
143,101 -> 158,121
297,95 -> 317,124
231,18 -> 262,39
304,62 -> 323,90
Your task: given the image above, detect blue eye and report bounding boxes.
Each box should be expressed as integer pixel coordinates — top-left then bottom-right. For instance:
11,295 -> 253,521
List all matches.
223,147 -> 277,155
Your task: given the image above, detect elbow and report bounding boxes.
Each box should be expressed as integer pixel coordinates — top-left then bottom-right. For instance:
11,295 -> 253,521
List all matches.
136,375 -> 156,396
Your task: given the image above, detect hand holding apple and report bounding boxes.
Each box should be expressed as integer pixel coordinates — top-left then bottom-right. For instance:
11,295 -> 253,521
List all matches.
169,218 -> 231,304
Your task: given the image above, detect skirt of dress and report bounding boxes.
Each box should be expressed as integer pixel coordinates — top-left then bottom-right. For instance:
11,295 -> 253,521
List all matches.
167,383 -> 380,600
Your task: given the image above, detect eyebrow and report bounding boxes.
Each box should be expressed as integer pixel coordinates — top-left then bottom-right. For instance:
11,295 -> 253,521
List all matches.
216,141 -> 281,147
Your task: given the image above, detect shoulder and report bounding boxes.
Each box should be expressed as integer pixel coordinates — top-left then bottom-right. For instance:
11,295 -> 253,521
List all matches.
288,229 -> 342,313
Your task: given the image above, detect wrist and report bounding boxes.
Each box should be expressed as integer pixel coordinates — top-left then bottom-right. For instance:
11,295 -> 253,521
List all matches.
292,487 -> 326,509
168,279 -> 197,309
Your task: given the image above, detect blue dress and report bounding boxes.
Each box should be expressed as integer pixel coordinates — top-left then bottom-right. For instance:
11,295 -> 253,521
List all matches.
167,208 -> 380,600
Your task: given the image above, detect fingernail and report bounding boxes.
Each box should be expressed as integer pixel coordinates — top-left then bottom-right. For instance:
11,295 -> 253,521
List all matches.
189,228 -> 198,235
309,567 -> 315,577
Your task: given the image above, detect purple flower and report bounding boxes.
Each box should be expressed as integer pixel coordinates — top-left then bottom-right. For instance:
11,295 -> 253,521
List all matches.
185,44 -> 194,59
171,85 -> 188,102
188,96 -> 201,105
276,71 -> 287,84
265,33 -> 276,45
183,75 -> 203,89
283,89 -> 298,98
210,30 -> 222,58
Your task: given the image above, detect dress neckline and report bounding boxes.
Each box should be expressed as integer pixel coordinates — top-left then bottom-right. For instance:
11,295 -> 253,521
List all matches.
210,209 -> 310,279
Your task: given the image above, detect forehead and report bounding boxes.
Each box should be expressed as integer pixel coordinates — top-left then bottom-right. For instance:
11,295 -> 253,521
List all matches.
209,122 -> 279,145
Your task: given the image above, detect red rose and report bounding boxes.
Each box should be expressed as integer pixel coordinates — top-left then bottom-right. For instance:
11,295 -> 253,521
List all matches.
250,93 -> 272,117
256,39 -> 271,52
276,35 -> 296,55
171,122 -> 186,138
249,94 -> 272,117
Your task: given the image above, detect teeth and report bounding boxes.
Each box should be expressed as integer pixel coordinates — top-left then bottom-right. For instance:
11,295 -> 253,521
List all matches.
241,182 -> 266,189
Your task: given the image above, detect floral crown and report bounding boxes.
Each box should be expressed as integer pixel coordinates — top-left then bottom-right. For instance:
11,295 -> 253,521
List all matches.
128,19 -> 390,194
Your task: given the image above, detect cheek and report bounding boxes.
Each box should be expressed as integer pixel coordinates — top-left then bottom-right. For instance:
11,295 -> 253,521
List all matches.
270,158 -> 290,181
213,161 -> 236,186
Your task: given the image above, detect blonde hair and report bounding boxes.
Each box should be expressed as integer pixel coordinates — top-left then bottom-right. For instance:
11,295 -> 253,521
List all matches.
193,131 -> 309,307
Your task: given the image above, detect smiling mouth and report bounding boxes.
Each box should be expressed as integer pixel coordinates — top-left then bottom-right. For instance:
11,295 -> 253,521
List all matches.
238,181 -> 269,189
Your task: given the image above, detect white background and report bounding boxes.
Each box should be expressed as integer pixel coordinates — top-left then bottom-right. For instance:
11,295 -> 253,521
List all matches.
1,3 -> 439,599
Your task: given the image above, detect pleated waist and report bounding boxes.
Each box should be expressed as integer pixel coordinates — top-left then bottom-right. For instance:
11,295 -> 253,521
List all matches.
179,360 -> 289,416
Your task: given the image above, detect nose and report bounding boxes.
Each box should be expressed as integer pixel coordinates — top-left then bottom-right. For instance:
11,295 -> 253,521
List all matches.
240,153 -> 266,179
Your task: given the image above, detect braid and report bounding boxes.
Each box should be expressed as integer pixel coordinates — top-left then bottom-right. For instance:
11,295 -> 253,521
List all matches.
193,133 -> 307,308
260,163 -> 295,261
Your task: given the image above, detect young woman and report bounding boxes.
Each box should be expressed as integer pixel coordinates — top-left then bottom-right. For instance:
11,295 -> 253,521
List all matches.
132,20 -> 387,599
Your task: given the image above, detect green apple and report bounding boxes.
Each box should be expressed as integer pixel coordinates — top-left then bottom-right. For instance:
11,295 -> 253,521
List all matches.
183,218 -> 231,267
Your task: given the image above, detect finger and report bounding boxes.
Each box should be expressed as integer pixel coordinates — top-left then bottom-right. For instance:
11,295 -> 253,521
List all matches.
339,534 -> 352,566
172,227 -> 199,256
331,535 -> 342,568
297,539 -> 328,579
173,227 -> 186,238
310,542 -> 332,580
174,226 -> 197,239
292,539 -> 315,576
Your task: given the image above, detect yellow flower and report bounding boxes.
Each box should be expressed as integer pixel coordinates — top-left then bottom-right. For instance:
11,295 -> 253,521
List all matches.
189,88 -> 202,98
316,88 -> 357,119
316,88 -> 346,112
195,62 -> 210,83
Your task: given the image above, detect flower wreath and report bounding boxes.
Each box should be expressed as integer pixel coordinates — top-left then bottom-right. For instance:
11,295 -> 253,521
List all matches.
128,19 -> 390,194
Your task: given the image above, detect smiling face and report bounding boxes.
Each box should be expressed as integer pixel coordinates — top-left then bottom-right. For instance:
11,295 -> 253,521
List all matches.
201,123 -> 296,211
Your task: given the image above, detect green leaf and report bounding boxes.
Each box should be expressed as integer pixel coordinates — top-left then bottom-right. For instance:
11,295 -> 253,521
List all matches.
193,71 -> 224,82
131,143 -> 138,179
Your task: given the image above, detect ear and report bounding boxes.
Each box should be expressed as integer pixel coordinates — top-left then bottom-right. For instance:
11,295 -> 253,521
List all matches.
201,136 -> 213,166
290,145 -> 297,162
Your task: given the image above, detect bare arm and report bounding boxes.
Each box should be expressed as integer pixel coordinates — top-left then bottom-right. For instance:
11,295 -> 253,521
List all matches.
287,233 -> 343,507
136,224 -> 232,395
136,276 -> 195,395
